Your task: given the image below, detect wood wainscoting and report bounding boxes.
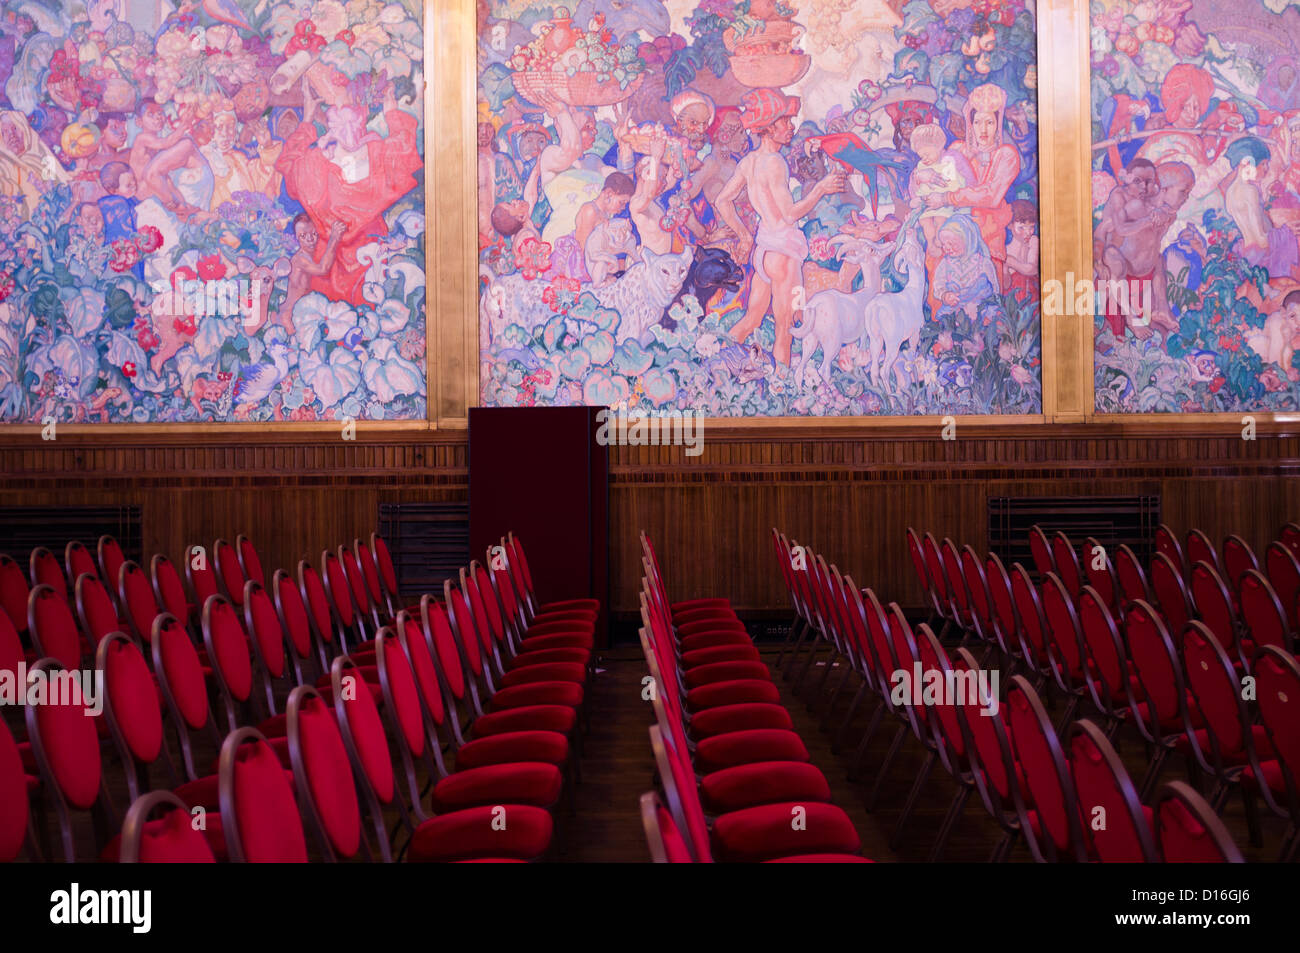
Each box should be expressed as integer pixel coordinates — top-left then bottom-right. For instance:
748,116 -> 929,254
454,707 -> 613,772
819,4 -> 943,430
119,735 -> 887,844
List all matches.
2,422 -> 1298,619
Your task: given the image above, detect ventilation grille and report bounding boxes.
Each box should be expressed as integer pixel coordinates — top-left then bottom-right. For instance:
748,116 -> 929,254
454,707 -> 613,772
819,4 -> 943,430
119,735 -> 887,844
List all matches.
377,502 -> 470,599
0,505 -> 143,565
988,495 -> 1160,570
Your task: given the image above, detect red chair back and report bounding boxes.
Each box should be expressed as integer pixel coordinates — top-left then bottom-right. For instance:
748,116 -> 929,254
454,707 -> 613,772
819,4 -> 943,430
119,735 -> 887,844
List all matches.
119,791 -> 215,863
1007,675 -> 1084,861
1265,541 -> 1300,632
1154,524 -> 1185,574
0,717 -> 28,862
218,728 -> 308,863
75,572 -> 120,652
1083,537 -> 1117,610
1222,534 -> 1258,591
119,560 -> 160,644
29,583 -> 81,670
1188,561 -> 1237,658
98,632 -> 165,800
98,535 -> 126,596
1009,563 -> 1047,667
1155,781 -> 1244,863
1185,528 -> 1218,573
64,541 -> 97,590
150,554 -> 190,624
1114,543 -> 1150,604
214,539 -> 247,606
1150,552 -> 1192,635
186,544 -> 219,607
286,685 -> 363,861
1181,621 -> 1254,776
299,561 -> 337,651
1077,585 -> 1128,714
1123,600 -> 1187,742
1239,569 -> 1292,657
272,568 -> 316,665
236,535 -> 264,587
1051,531 -> 1082,595
1028,524 -> 1054,580
985,552 -> 1018,657
0,554 -> 30,632
30,547 -> 66,598
1253,645 -> 1300,818
1068,719 -> 1156,862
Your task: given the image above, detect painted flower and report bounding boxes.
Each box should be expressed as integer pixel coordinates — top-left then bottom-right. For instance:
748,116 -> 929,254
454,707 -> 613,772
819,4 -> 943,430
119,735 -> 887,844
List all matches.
197,254 -> 227,280
122,361 -> 137,378
1010,364 -> 1033,385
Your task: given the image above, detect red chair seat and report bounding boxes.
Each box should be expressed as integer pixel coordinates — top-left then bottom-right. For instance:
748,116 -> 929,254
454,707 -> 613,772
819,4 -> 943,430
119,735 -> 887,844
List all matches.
671,597 -> 732,613
520,632 -> 594,651
682,644 -> 760,668
432,762 -> 563,812
497,662 -> 586,688
1172,724 -> 1272,764
101,816 -> 228,862
531,609 -> 597,625
711,802 -> 861,862
701,760 -> 831,812
1242,759 -> 1288,795
673,608 -> 740,627
680,630 -> 754,652
695,728 -> 811,773
687,679 -> 781,710
455,731 -> 570,770
690,702 -> 793,738
471,705 -> 577,738
683,659 -> 772,689
408,805 -> 552,862
488,681 -> 584,711
677,618 -> 748,637
539,598 -> 599,613
523,620 -> 594,638
507,647 -> 590,668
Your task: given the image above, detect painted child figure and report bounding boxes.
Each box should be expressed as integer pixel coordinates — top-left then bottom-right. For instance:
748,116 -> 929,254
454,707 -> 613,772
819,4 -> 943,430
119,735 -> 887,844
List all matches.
909,123 -> 965,247
1004,199 -> 1038,301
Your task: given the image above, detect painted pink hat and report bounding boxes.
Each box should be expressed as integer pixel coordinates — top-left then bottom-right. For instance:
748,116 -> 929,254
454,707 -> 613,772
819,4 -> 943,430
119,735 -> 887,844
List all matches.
740,87 -> 801,132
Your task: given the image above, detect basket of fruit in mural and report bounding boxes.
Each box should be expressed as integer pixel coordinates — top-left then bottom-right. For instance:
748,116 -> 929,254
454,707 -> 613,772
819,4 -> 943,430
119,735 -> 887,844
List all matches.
723,17 -> 810,88
509,9 -> 646,107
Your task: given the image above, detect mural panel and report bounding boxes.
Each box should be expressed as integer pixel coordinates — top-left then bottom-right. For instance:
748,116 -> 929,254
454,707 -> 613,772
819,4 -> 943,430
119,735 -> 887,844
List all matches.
1092,0 -> 1300,413
477,0 -> 1042,417
0,0 -> 425,423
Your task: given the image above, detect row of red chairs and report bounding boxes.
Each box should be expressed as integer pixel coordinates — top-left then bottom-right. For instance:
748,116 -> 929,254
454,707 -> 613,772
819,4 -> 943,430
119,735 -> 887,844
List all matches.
772,528 -> 1251,862
898,527 -> 1300,861
637,533 -> 869,863
2,531 -> 599,862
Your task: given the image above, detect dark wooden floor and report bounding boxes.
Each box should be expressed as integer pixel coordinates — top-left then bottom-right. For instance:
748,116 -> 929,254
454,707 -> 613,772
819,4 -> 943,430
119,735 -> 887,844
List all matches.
558,639 -> 1289,863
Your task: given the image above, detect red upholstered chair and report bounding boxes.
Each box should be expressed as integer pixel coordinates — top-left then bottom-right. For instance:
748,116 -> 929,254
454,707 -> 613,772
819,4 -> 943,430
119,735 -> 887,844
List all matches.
64,541 -> 98,595
940,537 -> 973,636
322,548 -> 365,646
272,568 -> 320,683
0,554 -> 31,634
640,531 -> 729,624
23,657 -> 115,861
235,535 -> 264,588
285,684 -> 370,862
1115,543 -> 1151,605
1281,521 -> 1300,559
1009,563 -> 1051,687
1028,524 -> 1055,581
213,538 -> 247,607
863,604 -> 935,814
0,716 -> 33,862
1083,537 -> 1119,611
186,543 -> 220,610
376,617 -> 570,811
655,721 -> 867,864
1076,585 -> 1137,729
150,554 -> 193,630
370,533 -> 404,619
1155,524 -> 1185,576
1239,569 -> 1293,662
243,580 -> 293,714
469,561 -> 591,682
907,527 -> 943,628
921,532 -> 952,635
1150,552 -> 1193,636
984,551 -> 1023,664
1154,781 -> 1245,863
75,572 -> 123,656
97,632 -> 174,803
152,612 -> 231,782
117,560 -> 160,647
298,560 -> 343,662
118,791 -> 215,863
1223,534 -> 1258,593
325,653 -> 554,863
339,544 -> 381,631
29,547 -> 67,601
97,535 -> 127,608
1178,620 -> 1267,848
28,583 -> 82,670
354,537 -> 392,624
847,586 -> 907,782
1038,572 -> 1088,730
952,646 -> 1030,862
908,623 -> 980,860
1186,528 -> 1219,575
1123,600 -> 1200,801
217,727 -> 308,863
1051,531 -> 1083,596
202,593 -> 282,738
1265,541 -> 1300,633
1068,719 -> 1157,862
960,544 -> 995,654
1189,561 -> 1240,665
1244,645 -> 1300,861
1006,675 -> 1087,863
640,790 -> 695,863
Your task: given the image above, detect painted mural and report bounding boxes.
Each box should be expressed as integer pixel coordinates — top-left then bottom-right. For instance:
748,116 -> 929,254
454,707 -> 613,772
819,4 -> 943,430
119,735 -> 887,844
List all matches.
477,0 -> 1042,417
0,0 -> 425,424
1092,0 -> 1300,413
